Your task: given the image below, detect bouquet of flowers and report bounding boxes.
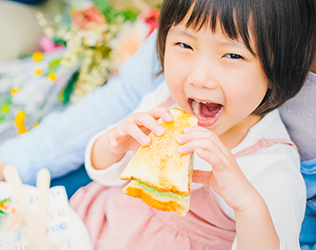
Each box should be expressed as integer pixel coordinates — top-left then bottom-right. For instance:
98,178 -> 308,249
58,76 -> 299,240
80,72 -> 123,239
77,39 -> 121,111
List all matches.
0,0 -> 160,138
37,0 -> 160,103
0,50 -> 77,139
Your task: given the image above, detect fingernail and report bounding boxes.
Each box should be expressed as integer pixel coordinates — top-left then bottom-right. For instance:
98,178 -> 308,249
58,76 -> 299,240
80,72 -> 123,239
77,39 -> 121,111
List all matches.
156,126 -> 164,136
176,135 -> 184,143
178,145 -> 185,154
183,127 -> 191,133
141,136 -> 150,145
166,113 -> 173,122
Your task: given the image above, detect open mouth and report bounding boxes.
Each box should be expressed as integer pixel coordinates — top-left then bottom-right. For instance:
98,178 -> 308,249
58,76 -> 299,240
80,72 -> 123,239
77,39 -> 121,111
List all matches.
189,98 -> 223,127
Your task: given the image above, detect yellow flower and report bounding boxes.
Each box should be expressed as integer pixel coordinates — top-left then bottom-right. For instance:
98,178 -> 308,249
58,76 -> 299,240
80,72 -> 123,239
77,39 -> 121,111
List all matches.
14,111 -> 28,134
32,52 -> 44,62
35,69 -> 43,75
33,122 -> 39,128
10,87 -> 19,95
47,72 -> 57,81
1,104 -> 9,114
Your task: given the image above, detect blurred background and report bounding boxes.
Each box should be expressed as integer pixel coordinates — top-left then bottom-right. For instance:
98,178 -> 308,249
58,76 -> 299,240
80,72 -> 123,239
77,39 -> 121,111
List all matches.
0,0 -> 161,142
0,0 -> 162,60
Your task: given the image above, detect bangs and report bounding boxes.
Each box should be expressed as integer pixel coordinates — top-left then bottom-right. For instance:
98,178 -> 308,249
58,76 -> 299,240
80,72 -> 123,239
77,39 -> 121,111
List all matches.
169,0 -> 255,54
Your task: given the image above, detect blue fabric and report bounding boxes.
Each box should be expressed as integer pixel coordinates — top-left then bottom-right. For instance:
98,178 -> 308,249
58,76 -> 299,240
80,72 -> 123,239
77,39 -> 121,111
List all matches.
50,164 -> 92,199
301,158 -> 316,200
0,30 -> 164,185
9,0 -> 47,5
300,158 -> 316,249
301,244 -> 316,250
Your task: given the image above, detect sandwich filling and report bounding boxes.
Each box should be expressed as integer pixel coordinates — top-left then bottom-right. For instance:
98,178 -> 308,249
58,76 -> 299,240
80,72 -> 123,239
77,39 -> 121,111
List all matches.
136,180 -> 190,202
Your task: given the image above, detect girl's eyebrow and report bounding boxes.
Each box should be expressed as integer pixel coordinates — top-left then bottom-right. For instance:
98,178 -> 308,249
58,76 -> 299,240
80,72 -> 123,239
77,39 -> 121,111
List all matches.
169,26 -> 196,39
218,39 -> 247,49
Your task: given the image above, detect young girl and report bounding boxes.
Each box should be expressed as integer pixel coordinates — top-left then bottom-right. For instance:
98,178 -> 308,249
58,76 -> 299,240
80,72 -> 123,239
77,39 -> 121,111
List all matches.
70,0 -> 316,249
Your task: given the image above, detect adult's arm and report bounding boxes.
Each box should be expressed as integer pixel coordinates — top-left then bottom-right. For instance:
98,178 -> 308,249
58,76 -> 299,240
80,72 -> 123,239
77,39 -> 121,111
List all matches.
0,30 -> 164,185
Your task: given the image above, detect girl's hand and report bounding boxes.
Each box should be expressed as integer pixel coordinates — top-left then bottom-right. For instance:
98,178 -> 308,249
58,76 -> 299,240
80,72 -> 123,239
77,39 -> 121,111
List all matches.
176,126 -> 258,211
106,107 -> 174,154
91,107 -> 173,170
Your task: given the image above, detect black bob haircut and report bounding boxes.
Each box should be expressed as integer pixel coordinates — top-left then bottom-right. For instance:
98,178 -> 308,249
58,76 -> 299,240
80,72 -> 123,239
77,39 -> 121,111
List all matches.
157,0 -> 316,116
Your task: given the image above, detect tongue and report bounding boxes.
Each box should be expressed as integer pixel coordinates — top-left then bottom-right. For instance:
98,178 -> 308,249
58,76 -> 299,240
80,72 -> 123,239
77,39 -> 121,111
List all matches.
200,103 -> 222,117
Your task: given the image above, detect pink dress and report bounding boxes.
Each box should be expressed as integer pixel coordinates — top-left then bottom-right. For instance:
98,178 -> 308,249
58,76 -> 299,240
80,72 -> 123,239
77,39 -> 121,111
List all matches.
70,182 -> 235,250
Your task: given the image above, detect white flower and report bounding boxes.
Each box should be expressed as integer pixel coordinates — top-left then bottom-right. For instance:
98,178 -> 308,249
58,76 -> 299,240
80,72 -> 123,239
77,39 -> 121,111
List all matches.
109,20 -> 149,74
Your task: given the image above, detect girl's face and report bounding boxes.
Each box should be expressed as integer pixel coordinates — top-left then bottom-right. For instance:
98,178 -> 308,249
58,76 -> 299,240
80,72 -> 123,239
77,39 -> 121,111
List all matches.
164,23 -> 269,143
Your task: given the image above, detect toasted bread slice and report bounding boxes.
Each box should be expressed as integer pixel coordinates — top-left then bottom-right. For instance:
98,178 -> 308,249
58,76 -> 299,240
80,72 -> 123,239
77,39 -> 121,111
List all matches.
120,108 -> 198,196
123,180 -> 190,216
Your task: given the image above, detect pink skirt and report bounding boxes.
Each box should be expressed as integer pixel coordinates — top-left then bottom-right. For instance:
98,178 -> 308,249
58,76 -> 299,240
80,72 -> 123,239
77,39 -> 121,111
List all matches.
70,182 -> 235,250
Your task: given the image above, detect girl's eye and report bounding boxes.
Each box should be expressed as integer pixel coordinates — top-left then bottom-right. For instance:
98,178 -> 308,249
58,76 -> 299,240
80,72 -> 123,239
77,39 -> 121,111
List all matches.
224,53 -> 244,59
176,42 -> 193,50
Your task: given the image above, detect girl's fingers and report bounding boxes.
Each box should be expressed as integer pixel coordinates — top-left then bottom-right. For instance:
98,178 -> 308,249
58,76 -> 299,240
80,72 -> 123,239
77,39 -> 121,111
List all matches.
194,147 -> 223,168
129,113 -> 164,137
178,137 -> 224,158
107,130 -> 118,148
178,138 -> 227,168
121,121 -> 151,146
192,170 -> 212,185
148,107 -> 174,123
177,126 -> 228,154
125,107 -> 173,138
107,108 -> 174,151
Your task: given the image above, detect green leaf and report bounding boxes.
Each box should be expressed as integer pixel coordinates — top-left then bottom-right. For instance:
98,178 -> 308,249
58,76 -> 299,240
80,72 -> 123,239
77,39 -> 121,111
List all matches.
0,198 -> 11,206
122,8 -> 140,21
18,54 -> 33,60
59,70 -> 79,105
53,38 -> 67,47
94,0 -> 139,23
48,58 -> 62,72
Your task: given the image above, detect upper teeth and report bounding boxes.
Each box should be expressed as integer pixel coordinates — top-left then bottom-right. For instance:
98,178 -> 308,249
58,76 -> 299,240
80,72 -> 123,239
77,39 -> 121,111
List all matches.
194,99 -> 209,104
192,100 -> 211,120
192,101 -> 201,119
191,99 -> 223,120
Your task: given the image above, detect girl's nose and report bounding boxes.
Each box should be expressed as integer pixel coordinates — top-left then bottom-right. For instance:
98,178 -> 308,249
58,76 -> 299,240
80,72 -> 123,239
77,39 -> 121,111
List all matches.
189,59 -> 217,89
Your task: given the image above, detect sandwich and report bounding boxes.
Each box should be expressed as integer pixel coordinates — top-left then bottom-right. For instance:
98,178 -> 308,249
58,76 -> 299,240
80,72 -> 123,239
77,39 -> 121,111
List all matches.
120,108 -> 198,216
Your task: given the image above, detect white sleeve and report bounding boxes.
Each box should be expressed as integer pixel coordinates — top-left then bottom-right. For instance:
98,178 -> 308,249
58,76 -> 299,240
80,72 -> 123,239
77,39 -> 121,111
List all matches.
84,81 -> 171,186
230,146 -> 306,250
84,129 -> 135,186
